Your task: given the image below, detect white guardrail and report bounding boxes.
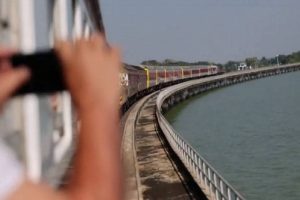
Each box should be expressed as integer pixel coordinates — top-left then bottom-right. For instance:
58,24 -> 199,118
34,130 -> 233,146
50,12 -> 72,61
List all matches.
156,89 -> 246,200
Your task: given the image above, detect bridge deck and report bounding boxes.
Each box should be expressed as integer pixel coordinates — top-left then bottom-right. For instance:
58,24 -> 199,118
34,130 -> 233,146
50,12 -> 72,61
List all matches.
123,93 -> 206,200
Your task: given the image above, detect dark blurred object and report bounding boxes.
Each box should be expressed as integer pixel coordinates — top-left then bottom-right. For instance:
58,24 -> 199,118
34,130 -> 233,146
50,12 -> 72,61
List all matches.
10,50 -> 66,95
83,0 -> 105,33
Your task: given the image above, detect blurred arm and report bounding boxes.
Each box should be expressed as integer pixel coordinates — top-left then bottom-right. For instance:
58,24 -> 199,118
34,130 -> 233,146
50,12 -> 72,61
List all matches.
5,35 -> 123,200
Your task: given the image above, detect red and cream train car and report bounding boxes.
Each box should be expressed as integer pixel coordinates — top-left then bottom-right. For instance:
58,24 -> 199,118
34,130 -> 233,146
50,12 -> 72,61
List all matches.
120,64 -> 220,110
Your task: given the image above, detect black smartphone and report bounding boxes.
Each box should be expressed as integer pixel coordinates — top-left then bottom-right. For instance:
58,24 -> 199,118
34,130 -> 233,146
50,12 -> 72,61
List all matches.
9,50 -> 66,95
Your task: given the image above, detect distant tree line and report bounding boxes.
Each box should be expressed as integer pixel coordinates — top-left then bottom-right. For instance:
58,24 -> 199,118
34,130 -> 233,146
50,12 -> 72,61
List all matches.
141,51 -> 300,72
223,51 -> 300,72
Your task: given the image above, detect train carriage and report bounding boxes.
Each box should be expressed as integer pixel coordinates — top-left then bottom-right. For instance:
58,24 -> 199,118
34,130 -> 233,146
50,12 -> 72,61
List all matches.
157,69 -> 166,83
149,70 -> 157,87
173,69 -> 182,80
211,65 -> 218,74
165,70 -> 174,81
200,67 -> 209,74
192,69 -> 200,77
123,64 -> 147,101
183,69 -> 192,78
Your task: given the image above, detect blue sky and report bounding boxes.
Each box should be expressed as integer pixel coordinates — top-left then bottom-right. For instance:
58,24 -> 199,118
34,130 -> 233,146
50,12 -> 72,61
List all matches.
101,0 -> 300,65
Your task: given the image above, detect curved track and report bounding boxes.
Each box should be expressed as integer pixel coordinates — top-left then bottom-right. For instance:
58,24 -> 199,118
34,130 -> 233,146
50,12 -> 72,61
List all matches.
122,93 -> 207,200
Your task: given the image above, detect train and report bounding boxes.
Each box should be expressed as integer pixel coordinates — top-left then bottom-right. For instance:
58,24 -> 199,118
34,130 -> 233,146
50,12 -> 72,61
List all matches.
120,64 -> 220,112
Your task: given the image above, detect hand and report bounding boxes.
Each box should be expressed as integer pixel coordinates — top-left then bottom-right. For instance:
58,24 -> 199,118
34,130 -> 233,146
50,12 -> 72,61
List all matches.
55,34 -> 121,114
0,48 -> 30,109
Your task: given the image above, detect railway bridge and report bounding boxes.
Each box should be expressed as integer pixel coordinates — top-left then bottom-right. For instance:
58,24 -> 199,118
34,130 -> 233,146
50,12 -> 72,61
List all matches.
122,63 -> 300,200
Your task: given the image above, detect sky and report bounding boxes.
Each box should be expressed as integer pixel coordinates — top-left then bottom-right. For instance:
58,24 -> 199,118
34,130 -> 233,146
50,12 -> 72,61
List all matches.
100,0 -> 300,65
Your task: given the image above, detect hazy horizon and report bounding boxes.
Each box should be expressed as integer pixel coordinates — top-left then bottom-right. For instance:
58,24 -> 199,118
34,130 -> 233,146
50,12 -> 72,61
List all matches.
101,0 -> 300,65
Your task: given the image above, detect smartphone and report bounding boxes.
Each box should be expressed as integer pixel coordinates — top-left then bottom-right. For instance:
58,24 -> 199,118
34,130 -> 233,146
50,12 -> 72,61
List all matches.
9,50 -> 66,95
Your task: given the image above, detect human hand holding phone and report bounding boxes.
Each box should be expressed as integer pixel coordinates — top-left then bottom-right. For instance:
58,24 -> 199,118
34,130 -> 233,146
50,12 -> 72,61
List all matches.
10,50 -> 65,95
0,33 -> 121,114
0,48 -> 30,109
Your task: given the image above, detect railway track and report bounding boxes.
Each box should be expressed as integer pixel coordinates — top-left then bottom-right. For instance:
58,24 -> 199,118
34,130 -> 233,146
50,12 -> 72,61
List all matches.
122,92 -> 207,200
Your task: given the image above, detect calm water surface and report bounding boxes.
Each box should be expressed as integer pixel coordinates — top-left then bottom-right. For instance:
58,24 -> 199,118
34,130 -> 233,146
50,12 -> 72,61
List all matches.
166,71 -> 300,200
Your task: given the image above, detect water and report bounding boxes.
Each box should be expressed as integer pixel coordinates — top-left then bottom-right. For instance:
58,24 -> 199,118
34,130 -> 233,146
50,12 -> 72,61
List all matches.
166,71 -> 300,200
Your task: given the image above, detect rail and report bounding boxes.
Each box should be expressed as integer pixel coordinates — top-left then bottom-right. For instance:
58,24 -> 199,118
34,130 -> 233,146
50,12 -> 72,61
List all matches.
156,92 -> 245,200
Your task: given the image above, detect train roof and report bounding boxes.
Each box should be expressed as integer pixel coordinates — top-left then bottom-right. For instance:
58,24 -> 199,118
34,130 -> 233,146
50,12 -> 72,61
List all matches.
123,64 -> 219,72
124,64 -> 145,71
140,65 -> 218,70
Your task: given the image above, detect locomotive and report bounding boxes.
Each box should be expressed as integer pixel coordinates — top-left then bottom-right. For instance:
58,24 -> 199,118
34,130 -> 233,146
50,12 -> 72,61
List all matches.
120,64 -> 220,112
